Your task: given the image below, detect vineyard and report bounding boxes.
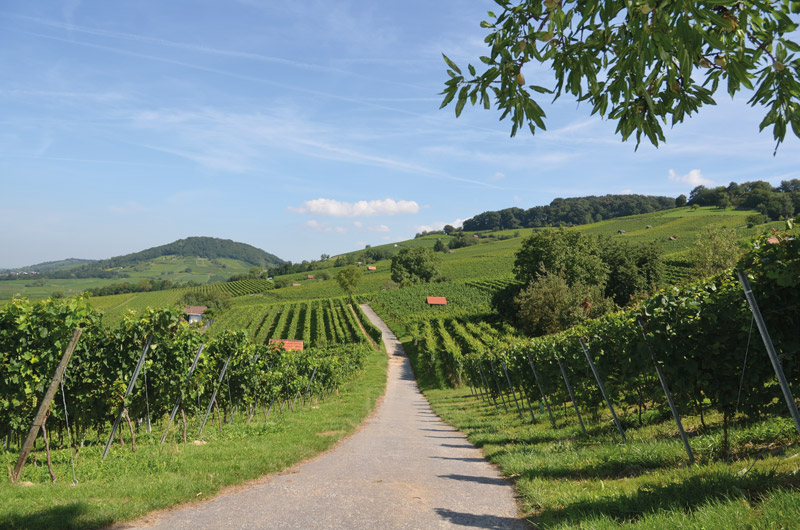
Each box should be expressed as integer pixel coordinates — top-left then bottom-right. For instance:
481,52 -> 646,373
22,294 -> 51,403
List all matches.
209,297 -> 378,348
396,233 -> 800,459
0,299 -> 373,487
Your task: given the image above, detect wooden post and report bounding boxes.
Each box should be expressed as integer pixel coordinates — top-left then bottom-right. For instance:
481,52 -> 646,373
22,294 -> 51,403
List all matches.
579,338 -> 626,442
102,335 -> 152,460
11,328 -> 82,483
736,270 -> 800,437
638,320 -> 695,464
558,358 -> 587,434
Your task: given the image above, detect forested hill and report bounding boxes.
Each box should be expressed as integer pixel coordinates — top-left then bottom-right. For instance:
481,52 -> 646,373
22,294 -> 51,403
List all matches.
463,194 -> 679,231
100,237 -> 285,269
7,237 -> 285,280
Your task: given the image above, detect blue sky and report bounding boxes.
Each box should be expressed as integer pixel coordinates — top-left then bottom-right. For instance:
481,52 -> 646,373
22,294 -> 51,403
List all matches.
2,1 -> 799,268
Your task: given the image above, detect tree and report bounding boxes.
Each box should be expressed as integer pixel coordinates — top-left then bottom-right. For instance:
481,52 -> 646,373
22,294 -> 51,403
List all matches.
513,229 -> 608,287
443,224 -> 455,234
441,1 -> 800,151
676,194 -> 687,207
515,270 -> 613,336
390,247 -> 441,285
433,239 -> 447,252
688,227 -> 745,278
336,266 -> 362,304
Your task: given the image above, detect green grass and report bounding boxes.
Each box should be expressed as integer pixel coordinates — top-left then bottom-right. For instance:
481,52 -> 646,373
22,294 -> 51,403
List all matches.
0,346 -> 388,530
422,385 -> 800,529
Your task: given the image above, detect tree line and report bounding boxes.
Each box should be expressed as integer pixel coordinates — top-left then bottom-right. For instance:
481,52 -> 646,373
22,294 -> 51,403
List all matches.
687,179 -> 800,221
463,194 -> 679,232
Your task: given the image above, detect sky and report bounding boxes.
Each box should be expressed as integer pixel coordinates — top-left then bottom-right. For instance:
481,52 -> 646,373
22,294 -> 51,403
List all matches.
2,1 -> 799,269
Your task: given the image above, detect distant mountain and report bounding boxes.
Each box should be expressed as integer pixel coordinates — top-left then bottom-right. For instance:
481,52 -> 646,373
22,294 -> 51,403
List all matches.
4,237 -> 284,279
97,236 -> 284,269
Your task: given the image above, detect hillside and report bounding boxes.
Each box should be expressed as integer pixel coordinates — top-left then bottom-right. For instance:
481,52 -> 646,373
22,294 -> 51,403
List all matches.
86,206 -> 784,324
0,237 -> 285,301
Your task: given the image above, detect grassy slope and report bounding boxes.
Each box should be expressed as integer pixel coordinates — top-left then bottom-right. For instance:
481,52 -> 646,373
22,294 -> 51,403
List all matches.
423,386 -> 800,529
0,347 -> 387,530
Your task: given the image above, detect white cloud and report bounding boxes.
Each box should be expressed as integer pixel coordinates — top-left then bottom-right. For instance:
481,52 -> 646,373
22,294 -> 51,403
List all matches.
668,169 -> 713,187
290,198 -> 419,217
490,172 -> 505,181
620,189 -> 634,194
353,221 -> 363,228
414,218 -> 464,233
368,224 -> 390,232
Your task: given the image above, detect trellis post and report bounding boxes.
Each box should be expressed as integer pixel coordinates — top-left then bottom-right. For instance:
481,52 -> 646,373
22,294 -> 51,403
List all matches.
579,338 -> 625,442
102,335 -> 152,460
557,358 -> 587,434
526,355 -> 557,429
638,320 -> 695,463
198,351 -> 234,438
736,270 -> 800,437
160,344 -> 204,445
12,328 -> 82,483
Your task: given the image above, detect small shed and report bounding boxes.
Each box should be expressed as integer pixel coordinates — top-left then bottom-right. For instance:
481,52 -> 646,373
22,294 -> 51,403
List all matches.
367,266 -> 376,271
268,339 -> 304,351
426,296 -> 447,306
617,230 -> 627,235
472,234 -> 480,239
185,306 -> 208,324
668,236 -> 677,241
292,282 -> 301,286
307,275 -> 315,279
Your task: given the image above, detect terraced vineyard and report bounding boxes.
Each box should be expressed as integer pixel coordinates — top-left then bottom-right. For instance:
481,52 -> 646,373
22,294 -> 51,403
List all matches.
210,297 -> 374,348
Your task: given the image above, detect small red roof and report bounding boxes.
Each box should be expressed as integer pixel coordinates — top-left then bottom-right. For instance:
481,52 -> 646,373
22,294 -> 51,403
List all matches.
367,266 -> 376,271
307,275 -> 315,279
426,296 -> 447,305
184,305 -> 208,315
268,339 -> 304,351
766,237 -> 780,244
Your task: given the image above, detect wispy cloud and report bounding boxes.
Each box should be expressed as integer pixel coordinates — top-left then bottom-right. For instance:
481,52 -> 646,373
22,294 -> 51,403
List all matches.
668,169 -> 713,187
306,219 -> 347,233
291,198 -> 419,217
368,224 -> 390,232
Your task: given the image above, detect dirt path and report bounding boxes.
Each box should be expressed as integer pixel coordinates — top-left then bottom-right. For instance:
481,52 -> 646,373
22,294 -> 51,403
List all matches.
121,305 -> 529,529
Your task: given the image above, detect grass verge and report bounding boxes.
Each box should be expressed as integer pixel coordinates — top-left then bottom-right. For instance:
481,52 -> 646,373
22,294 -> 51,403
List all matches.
424,385 -> 800,529
0,347 -> 387,530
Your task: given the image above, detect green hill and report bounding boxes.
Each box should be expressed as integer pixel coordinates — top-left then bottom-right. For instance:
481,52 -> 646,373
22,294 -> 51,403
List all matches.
86,206 -> 783,325
0,237 -> 285,301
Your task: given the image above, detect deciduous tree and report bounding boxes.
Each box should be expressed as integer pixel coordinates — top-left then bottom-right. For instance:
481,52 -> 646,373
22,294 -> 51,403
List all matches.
441,1 -> 800,151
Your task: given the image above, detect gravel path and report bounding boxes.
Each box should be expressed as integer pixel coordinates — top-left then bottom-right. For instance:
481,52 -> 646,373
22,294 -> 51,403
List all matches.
122,305 -> 529,529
